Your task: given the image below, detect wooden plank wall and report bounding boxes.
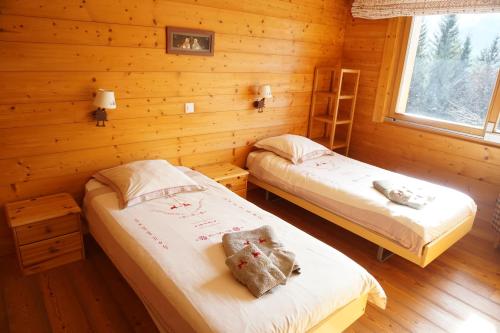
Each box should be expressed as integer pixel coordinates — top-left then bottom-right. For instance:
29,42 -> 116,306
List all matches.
0,0 -> 349,256
342,17 -> 500,241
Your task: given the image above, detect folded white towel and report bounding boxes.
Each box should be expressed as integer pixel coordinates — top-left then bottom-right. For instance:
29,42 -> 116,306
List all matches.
373,180 -> 434,209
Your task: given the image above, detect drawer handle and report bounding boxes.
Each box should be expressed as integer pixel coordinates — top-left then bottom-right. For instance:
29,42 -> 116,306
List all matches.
48,246 -> 59,254
45,226 -> 53,233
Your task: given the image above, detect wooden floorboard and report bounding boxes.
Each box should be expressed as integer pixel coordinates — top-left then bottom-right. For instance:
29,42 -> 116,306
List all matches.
1,257 -> 52,333
0,188 -> 498,332
38,268 -> 94,333
87,239 -> 159,333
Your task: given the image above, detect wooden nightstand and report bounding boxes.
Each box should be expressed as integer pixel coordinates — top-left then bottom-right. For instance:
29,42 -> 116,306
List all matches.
5,193 -> 85,275
194,163 -> 249,198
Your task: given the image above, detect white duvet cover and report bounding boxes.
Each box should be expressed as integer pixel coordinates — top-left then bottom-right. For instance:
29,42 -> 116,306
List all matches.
247,151 -> 477,255
84,168 -> 386,333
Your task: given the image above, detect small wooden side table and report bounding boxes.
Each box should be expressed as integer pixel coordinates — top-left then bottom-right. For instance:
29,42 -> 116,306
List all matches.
194,163 -> 249,198
5,193 -> 85,275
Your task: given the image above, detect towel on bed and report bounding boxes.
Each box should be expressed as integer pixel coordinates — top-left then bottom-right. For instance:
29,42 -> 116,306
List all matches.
222,225 -> 299,276
373,180 -> 434,209
225,243 -> 287,298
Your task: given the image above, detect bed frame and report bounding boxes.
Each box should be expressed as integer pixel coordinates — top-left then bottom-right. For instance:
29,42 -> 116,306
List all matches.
309,292 -> 368,332
249,175 -> 474,268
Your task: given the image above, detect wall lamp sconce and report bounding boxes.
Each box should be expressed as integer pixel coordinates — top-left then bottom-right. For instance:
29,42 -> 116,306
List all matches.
93,89 -> 116,127
253,84 -> 272,113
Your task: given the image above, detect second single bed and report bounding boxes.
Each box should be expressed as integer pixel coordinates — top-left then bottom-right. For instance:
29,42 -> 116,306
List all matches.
247,135 -> 477,267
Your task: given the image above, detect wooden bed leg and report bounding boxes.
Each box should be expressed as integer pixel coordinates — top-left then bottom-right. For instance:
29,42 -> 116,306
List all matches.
264,190 -> 282,202
377,247 -> 394,262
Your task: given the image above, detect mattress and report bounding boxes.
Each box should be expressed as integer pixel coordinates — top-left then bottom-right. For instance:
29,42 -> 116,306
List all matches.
83,167 -> 386,333
247,151 -> 477,255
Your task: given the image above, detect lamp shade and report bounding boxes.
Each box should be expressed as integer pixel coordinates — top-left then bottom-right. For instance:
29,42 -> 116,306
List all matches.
94,89 -> 116,109
258,85 -> 273,99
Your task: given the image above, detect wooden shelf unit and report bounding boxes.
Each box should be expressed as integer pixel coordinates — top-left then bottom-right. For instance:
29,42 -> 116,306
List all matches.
307,67 -> 360,156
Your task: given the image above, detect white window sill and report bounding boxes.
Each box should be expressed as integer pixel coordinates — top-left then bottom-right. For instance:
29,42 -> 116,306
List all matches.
384,117 -> 500,148
484,132 -> 500,144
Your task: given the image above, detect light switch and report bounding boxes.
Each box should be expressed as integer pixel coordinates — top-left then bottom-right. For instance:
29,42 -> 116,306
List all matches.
185,102 -> 195,113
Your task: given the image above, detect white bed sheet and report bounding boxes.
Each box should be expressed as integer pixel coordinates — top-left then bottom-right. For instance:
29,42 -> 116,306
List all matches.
84,168 -> 386,333
247,151 -> 477,255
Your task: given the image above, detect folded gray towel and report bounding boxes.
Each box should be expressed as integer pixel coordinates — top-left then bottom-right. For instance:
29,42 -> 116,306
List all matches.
222,225 -> 299,276
225,243 -> 286,298
373,180 -> 434,209
267,249 -> 296,278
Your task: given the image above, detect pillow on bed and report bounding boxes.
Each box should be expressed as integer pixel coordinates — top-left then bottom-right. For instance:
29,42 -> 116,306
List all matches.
93,160 -> 205,208
254,134 -> 332,164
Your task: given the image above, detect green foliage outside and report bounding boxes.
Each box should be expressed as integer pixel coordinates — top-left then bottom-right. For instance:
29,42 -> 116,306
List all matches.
406,14 -> 500,127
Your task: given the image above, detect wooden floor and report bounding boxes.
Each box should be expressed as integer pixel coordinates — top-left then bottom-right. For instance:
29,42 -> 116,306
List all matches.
0,189 -> 499,333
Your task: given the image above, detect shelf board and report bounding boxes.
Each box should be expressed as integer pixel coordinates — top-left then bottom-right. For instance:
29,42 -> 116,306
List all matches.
332,139 -> 348,149
314,93 -> 354,100
314,115 -> 351,125
312,136 -> 331,148
313,115 -> 333,124
336,119 -> 351,125
341,69 -> 361,74
311,137 -> 348,150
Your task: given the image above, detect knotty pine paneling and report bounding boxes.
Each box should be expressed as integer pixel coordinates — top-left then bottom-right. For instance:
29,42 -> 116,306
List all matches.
0,0 -> 350,256
0,16 -> 342,57
342,17 -> 500,241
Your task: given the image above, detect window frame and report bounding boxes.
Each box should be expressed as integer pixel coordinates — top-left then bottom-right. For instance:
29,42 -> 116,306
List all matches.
489,73 -> 500,133
377,16 -> 500,139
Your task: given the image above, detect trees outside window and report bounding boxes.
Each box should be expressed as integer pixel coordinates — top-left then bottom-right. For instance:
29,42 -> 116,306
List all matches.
397,13 -> 500,131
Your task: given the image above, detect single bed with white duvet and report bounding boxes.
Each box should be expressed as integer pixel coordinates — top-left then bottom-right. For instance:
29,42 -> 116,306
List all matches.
84,167 -> 386,333
247,150 -> 477,257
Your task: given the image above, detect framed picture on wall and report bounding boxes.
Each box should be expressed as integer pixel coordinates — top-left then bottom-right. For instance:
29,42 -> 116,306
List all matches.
166,27 -> 215,56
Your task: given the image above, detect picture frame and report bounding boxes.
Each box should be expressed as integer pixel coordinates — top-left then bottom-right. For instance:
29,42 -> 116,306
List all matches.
166,27 -> 215,56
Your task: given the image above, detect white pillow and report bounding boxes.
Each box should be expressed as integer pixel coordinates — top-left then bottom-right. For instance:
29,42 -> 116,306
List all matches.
255,134 -> 332,164
93,160 -> 205,208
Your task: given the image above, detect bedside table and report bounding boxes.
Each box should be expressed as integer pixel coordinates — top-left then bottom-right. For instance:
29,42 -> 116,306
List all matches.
5,193 -> 85,275
194,163 -> 249,198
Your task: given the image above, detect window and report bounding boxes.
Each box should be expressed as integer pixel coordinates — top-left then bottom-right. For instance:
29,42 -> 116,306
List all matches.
387,14 -> 500,138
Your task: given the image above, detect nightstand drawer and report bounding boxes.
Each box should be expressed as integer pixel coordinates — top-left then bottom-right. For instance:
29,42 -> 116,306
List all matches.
19,232 -> 82,267
23,251 -> 83,275
218,175 -> 248,191
15,214 -> 80,245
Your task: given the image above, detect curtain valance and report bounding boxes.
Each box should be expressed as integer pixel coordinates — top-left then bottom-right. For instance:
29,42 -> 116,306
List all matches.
351,0 -> 500,19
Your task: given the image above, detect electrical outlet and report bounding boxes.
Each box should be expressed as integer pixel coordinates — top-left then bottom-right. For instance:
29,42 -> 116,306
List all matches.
185,102 -> 195,113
